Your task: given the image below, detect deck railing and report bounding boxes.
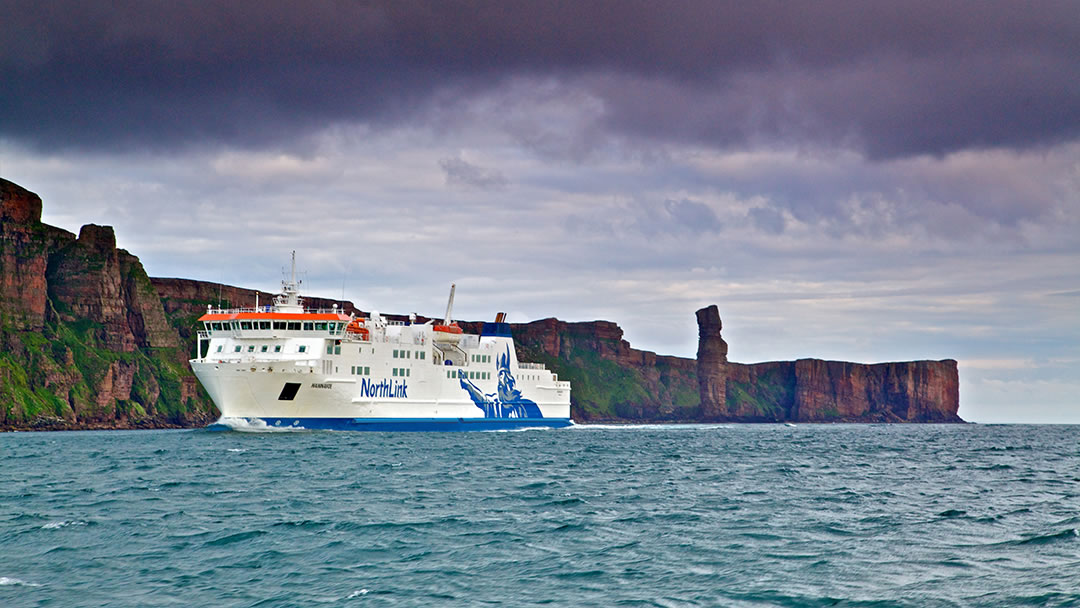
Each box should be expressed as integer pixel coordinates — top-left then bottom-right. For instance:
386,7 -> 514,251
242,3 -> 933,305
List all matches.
203,306 -> 350,316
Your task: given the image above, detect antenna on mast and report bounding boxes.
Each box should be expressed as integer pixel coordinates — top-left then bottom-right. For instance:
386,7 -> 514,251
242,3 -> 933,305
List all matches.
443,284 -> 456,325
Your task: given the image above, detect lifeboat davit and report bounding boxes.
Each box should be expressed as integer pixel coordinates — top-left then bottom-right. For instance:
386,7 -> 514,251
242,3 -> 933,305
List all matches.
345,319 -> 370,340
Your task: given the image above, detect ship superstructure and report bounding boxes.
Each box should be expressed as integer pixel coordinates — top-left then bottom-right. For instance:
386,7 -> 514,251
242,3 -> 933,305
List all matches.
189,254 -> 572,430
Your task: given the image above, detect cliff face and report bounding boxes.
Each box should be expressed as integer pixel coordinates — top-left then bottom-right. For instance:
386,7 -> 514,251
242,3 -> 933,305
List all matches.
151,277 -> 358,319
1,179 -> 67,331
699,307 -> 962,423
0,178 -> 215,429
511,317 -> 699,421
695,305 -> 728,420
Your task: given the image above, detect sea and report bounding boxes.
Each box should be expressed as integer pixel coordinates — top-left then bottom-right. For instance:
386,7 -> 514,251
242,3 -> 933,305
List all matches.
2,424 -> 1078,607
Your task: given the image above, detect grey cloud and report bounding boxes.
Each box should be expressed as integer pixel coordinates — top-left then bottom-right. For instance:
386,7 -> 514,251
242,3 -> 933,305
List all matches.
663,199 -> 722,233
748,206 -> 786,235
438,156 -> 508,190
1,1 -> 1077,158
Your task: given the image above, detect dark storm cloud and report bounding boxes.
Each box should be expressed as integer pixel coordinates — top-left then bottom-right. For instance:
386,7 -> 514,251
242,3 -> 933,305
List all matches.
1,1 -> 1077,157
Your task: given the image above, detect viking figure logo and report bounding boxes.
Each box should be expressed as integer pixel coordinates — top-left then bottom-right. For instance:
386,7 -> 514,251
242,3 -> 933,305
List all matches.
459,346 -> 543,418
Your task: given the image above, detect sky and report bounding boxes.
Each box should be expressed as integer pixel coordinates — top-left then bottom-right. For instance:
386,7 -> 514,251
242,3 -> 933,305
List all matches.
1,1 -> 1078,422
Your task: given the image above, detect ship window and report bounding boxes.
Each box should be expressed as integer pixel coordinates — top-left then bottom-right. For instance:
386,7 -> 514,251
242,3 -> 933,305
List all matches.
248,345 -> 255,352
274,345 -> 282,353
234,346 -> 242,352
298,345 -> 307,353
406,351 -> 410,359
259,321 -> 271,330
315,322 -> 327,331
406,368 -> 410,377
261,345 -> 268,352
335,346 -> 341,355
273,321 -> 286,330
287,322 -> 301,331
240,322 -> 252,330
393,350 -> 399,358
393,368 -> 398,377
327,345 -> 333,355
364,366 -> 370,375
211,322 -> 221,331
303,322 -> 313,331
216,345 -> 223,353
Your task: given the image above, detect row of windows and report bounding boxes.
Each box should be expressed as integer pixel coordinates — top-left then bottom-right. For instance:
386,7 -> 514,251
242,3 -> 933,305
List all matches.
471,354 -> 491,363
326,345 -> 342,355
206,321 -> 346,334
217,344 -> 299,354
392,368 -> 411,377
350,366 -> 371,376
448,370 -> 491,380
392,349 -> 427,360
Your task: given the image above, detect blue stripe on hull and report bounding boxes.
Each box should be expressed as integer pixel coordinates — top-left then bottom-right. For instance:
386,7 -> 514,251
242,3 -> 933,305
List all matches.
210,417 -> 573,432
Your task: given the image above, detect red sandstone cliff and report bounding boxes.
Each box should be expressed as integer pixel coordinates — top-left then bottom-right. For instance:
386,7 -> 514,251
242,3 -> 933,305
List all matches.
509,317 -> 698,421
697,306 -> 962,423
1,178 -> 215,429
696,305 -> 728,420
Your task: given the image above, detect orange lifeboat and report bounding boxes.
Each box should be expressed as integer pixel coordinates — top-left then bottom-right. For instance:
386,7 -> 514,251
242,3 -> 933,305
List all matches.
432,322 -> 463,344
345,319 -> 370,339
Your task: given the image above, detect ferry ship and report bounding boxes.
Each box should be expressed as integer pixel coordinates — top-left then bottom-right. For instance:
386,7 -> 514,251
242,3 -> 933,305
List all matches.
190,254 -> 572,431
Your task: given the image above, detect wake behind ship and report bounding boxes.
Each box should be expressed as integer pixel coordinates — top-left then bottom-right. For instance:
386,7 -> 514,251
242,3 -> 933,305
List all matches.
189,254 -> 571,431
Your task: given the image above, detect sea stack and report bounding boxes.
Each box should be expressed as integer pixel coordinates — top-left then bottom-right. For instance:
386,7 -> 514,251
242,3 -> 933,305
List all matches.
695,305 -> 728,420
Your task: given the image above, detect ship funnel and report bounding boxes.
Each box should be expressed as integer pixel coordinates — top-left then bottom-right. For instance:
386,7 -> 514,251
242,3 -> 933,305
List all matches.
494,312 -> 506,323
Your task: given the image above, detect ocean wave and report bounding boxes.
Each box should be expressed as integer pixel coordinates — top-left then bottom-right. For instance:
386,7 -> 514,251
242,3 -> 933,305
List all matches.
41,520 -> 88,529
209,417 -> 308,433
0,577 -> 42,587
1014,528 -> 1080,546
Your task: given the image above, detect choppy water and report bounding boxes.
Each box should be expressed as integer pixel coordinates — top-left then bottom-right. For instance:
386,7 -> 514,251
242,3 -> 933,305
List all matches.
2,424 -> 1079,607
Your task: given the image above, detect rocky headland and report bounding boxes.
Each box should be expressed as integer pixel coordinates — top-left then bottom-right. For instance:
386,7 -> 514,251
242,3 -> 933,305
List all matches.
1,178 -> 962,429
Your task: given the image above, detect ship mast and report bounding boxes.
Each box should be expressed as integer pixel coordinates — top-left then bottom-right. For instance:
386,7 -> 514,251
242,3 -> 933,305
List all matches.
443,283 -> 456,325
273,250 -> 304,312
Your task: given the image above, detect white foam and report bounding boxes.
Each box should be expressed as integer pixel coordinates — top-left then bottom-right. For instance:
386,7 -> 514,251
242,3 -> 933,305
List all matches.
213,417 -> 308,433
41,520 -> 87,529
226,448 -> 246,453
484,425 -> 556,433
0,577 -> 42,587
345,589 -> 369,599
